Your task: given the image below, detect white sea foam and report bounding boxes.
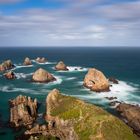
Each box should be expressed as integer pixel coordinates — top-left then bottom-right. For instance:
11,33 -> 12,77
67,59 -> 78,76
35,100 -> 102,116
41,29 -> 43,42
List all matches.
32,60 -> 56,65
15,72 -> 33,79
75,80 -> 140,105
12,64 -> 33,70
66,77 -> 77,81
55,66 -> 88,72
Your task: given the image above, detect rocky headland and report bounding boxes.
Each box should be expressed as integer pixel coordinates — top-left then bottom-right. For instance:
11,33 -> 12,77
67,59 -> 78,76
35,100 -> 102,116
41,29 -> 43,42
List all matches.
55,61 -> 69,71
83,68 -> 110,92
32,68 -> 56,83
4,71 -> 16,79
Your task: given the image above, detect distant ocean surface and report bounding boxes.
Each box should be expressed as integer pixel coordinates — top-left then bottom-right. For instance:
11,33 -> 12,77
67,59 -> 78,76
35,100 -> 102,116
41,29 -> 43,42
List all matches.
0,47 -> 140,140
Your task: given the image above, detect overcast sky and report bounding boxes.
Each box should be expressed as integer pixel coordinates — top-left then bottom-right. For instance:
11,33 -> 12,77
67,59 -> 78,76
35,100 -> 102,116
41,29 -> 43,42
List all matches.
0,0 -> 140,47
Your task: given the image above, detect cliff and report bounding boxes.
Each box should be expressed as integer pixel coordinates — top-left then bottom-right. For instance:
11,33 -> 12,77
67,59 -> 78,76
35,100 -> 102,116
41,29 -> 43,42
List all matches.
45,89 -> 138,140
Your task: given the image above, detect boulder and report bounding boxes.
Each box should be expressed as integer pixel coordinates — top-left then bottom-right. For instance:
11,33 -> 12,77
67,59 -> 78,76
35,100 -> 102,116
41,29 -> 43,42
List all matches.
109,77 -> 119,84
83,68 -> 110,92
55,61 -> 68,71
4,71 -> 16,79
45,89 -> 138,140
32,68 -> 56,83
23,57 -> 32,65
9,95 -> 38,128
0,60 -> 14,72
36,57 -> 47,63
117,103 -> 140,136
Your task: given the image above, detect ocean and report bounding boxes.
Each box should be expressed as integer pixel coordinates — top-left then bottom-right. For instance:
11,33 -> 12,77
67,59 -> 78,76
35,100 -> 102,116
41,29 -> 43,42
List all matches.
0,47 -> 140,140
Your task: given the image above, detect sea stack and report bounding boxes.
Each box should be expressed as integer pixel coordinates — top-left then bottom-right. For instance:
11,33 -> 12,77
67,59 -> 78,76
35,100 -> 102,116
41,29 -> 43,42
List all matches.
83,68 -> 110,92
9,95 -> 38,128
55,61 -> 68,71
32,68 -> 56,83
36,57 -> 47,63
0,60 -> 14,72
45,89 -> 137,140
23,57 -> 32,65
4,71 -> 16,79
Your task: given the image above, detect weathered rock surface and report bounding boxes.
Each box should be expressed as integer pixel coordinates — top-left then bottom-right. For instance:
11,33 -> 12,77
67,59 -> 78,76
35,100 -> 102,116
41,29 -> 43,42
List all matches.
117,103 -> 140,136
4,71 -> 16,79
0,60 -> 14,72
9,95 -> 38,128
32,68 -> 56,83
109,77 -> 119,84
45,89 -> 137,140
23,57 -> 32,65
36,57 -> 47,63
55,61 -> 68,71
83,68 -> 110,92
105,97 -> 117,100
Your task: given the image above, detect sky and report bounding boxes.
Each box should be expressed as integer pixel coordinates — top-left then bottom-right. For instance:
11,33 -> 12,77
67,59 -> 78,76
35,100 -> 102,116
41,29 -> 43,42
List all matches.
0,0 -> 140,47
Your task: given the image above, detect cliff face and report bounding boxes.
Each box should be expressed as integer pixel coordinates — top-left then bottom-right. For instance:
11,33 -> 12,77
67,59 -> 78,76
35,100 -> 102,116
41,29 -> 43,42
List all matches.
45,89 -> 138,140
9,95 -> 38,128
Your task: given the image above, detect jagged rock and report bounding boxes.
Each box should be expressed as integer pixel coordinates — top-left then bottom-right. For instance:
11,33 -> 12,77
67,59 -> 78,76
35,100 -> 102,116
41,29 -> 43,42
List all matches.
117,103 -> 140,136
105,97 -> 117,100
109,77 -> 119,84
9,95 -> 38,128
109,101 -> 121,106
36,57 -> 47,63
0,60 -> 14,72
4,71 -> 16,79
55,61 -> 68,71
83,68 -> 110,92
32,68 -> 56,83
45,89 -> 138,140
23,57 -> 32,65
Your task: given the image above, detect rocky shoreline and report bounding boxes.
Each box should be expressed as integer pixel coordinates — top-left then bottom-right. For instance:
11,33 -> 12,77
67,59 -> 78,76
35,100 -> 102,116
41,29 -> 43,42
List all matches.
0,58 -> 140,139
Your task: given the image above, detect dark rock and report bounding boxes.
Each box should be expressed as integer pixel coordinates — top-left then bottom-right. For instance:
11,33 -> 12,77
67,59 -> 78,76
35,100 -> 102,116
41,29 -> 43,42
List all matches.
105,97 -> 117,100
109,77 -> 119,84
4,71 -> 16,79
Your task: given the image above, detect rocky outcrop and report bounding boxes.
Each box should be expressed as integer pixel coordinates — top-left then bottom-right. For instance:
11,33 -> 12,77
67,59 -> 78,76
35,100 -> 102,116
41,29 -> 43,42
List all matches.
117,103 -> 140,136
9,95 -> 38,128
83,68 -> 110,92
4,71 -> 16,79
55,61 -> 68,71
0,60 -> 14,72
45,89 -> 138,140
23,57 -> 32,65
109,77 -> 119,84
36,57 -> 47,63
32,68 -> 56,83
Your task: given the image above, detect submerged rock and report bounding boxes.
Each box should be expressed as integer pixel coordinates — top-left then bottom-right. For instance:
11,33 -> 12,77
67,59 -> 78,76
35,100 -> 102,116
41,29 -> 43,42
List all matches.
23,57 -> 32,65
45,89 -> 138,140
0,60 -> 14,72
9,95 -> 38,128
83,68 -> 110,92
32,68 -> 56,83
4,71 -> 16,79
117,103 -> 140,136
55,61 -> 68,71
36,57 -> 47,63
109,77 -> 119,84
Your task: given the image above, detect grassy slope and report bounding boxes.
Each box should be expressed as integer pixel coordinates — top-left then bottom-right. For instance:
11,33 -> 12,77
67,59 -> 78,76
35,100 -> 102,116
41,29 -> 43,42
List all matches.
50,93 -> 138,140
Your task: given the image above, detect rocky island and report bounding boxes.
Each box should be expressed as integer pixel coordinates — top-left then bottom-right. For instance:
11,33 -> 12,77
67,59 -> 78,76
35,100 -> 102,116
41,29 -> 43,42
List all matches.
4,71 -> 16,79
9,95 -> 38,128
32,68 -> 56,83
0,60 -> 14,72
23,57 -> 32,65
36,57 -> 47,63
83,68 -> 110,92
55,61 -> 69,71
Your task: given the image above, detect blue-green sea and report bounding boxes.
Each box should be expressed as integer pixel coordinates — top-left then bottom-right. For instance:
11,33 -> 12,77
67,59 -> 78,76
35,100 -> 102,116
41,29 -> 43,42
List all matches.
0,47 -> 140,140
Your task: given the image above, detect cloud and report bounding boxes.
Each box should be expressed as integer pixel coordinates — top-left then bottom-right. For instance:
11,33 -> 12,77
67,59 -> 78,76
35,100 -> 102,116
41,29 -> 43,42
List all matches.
0,0 -> 23,4
0,0 -> 140,46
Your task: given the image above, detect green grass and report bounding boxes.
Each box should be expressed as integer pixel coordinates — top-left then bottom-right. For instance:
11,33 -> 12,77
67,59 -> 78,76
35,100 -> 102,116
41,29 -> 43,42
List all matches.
49,93 -> 138,140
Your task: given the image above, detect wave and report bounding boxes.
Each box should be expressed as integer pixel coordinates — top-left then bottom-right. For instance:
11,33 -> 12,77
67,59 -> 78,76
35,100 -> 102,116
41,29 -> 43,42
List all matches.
75,80 -> 140,105
32,60 -> 56,65
65,77 -> 77,81
15,72 -> 33,79
54,66 -> 88,73
12,64 -> 33,70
